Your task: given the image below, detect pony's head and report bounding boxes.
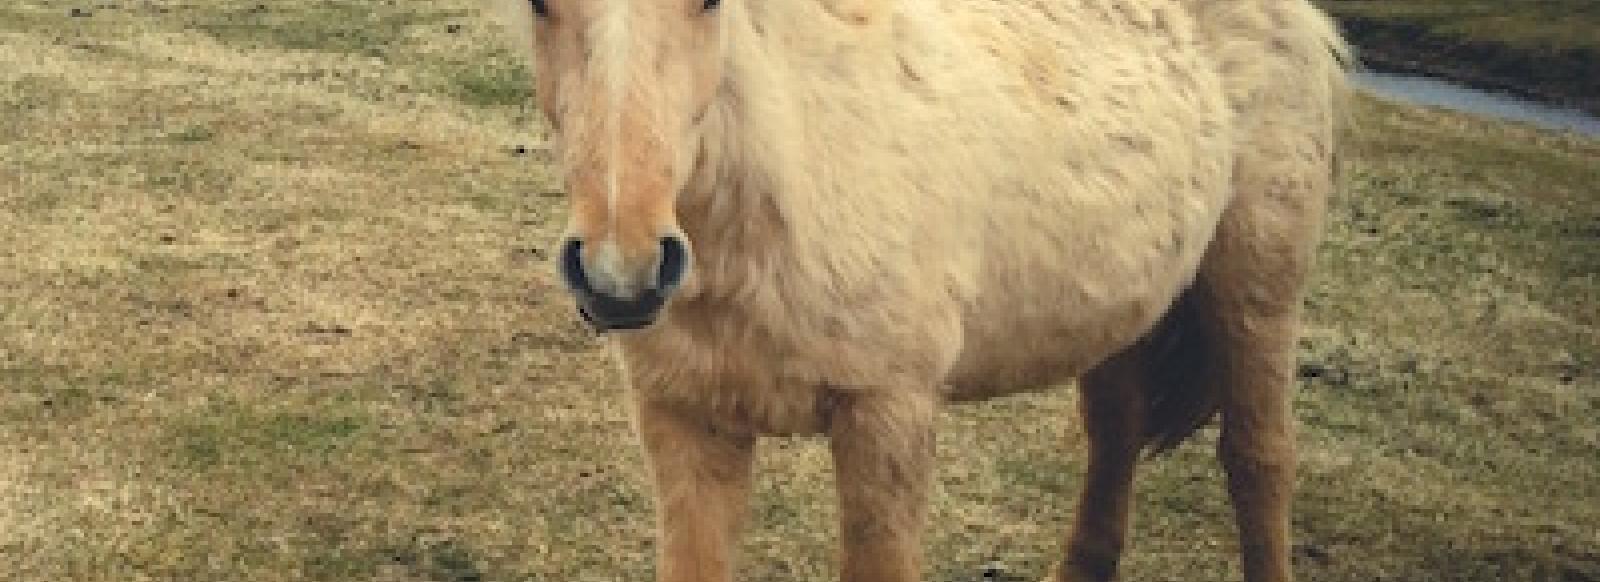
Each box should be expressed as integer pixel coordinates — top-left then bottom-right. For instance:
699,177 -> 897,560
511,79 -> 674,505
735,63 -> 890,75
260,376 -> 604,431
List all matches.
499,0 -> 730,331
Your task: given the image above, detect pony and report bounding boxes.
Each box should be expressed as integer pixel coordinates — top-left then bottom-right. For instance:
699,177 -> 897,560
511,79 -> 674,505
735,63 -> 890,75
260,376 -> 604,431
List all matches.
483,0 -> 1348,579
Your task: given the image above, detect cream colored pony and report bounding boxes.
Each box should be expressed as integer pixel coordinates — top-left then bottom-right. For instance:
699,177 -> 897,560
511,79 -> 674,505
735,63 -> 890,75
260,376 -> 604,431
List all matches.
484,0 -> 1348,579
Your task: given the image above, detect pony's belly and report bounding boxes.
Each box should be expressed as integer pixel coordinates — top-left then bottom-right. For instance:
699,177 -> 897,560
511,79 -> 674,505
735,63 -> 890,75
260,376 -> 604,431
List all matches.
943,287 -> 1178,401
943,291 -> 1171,401
944,189 -> 1225,400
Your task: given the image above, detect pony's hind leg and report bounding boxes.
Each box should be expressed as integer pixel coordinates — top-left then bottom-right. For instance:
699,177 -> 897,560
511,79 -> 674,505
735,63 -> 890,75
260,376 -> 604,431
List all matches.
1214,311 -> 1298,582
635,396 -> 755,582
1199,143 -> 1330,582
1196,270 -> 1304,582
1057,348 -> 1149,582
1052,146 -> 1325,582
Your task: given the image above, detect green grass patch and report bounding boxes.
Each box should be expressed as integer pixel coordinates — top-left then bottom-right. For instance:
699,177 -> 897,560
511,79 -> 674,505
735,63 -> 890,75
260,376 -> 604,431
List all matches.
168,405 -> 369,471
0,368 -> 140,423
450,61 -> 534,109
164,125 -> 216,143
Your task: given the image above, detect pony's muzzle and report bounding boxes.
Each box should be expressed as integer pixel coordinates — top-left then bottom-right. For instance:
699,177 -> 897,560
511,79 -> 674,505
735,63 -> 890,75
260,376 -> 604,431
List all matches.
557,235 -> 689,332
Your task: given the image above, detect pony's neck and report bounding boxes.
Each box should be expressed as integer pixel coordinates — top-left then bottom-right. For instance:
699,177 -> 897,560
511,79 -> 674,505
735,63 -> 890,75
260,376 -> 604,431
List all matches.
674,75 -> 793,299
674,0 -> 918,301
679,0 -> 902,244
677,7 -> 812,265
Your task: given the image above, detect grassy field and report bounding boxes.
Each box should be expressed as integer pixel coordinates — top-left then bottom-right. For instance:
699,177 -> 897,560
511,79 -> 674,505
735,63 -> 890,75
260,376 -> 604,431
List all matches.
2,1 -> 1597,581
1317,1 -> 1600,53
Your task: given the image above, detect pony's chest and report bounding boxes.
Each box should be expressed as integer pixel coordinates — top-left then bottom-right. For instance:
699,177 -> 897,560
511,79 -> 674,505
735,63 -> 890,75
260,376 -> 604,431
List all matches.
617,292 -> 958,436
618,330 -> 837,436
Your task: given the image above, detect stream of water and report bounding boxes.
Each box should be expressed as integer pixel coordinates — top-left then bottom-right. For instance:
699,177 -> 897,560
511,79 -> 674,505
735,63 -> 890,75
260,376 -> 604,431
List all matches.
1351,70 -> 1600,138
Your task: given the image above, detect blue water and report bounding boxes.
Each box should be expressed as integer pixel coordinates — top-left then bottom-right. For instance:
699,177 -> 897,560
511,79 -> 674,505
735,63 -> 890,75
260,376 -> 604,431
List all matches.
1352,70 -> 1600,138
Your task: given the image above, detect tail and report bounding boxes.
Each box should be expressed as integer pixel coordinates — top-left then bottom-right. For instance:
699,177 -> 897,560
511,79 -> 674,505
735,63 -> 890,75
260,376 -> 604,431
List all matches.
1138,282 -> 1225,456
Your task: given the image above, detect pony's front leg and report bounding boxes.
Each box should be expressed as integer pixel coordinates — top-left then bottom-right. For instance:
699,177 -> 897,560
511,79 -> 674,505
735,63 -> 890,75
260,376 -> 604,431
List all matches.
636,397 -> 755,582
828,390 -> 938,582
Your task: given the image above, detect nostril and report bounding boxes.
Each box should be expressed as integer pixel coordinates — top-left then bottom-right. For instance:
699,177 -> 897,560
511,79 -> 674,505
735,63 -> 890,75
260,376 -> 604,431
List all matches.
657,236 -> 690,293
558,238 -> 592,295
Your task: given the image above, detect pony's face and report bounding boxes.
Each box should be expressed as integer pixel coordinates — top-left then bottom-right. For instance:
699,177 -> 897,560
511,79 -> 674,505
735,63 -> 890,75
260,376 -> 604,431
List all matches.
517,0 -> 728,331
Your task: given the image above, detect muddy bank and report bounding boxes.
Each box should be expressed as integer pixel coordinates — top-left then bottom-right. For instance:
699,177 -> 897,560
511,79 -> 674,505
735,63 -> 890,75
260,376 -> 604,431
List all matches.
1336,16 -> 1600,117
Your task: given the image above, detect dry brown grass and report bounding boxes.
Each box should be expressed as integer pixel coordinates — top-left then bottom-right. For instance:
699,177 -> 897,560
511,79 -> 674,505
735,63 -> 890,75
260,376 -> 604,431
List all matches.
1,1 -> 1596,581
